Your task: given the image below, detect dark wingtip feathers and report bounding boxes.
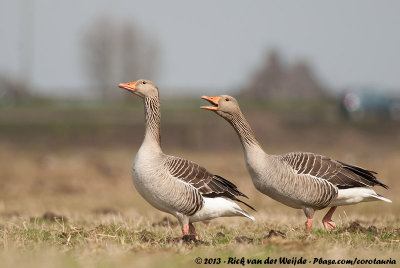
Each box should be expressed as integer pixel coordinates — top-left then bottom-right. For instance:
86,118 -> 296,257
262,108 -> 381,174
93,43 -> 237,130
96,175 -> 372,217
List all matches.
214,175 -> 250,198
235,198 -> 257,211
338,161 -> 389,189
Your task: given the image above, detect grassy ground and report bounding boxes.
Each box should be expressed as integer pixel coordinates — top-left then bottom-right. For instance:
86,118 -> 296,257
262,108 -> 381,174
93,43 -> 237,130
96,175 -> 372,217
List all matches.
0,214 -> 399,267
0,100 -> 399,267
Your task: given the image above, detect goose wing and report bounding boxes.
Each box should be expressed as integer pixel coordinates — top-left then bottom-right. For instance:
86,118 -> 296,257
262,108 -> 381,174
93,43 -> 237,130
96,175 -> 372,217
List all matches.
166,156 -> 255,211
280,152 -> 388,189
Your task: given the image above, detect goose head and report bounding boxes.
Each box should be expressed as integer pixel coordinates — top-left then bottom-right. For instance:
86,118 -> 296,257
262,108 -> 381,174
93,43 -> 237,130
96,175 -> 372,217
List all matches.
118,79 -> 158,98
201,95 -> 241,120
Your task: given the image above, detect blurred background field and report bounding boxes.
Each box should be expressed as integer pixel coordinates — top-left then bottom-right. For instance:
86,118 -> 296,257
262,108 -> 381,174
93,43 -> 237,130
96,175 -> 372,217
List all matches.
1,96 -> 399,213
1,0 -> 400,267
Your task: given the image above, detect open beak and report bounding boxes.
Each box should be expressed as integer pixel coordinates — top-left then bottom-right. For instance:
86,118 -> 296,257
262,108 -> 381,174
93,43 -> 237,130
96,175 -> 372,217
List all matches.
118,81 -> 136,93
201,96 -> 221,111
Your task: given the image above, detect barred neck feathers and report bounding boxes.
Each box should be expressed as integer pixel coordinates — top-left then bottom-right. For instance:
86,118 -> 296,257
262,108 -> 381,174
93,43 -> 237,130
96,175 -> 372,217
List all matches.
228,111 -> 261,151
143,96 -> 161,149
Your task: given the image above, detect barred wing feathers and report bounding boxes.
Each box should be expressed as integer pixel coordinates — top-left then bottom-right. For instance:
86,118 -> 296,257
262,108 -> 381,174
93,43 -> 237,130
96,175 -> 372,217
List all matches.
166,157 -> 255,215
281,152 -> 388,189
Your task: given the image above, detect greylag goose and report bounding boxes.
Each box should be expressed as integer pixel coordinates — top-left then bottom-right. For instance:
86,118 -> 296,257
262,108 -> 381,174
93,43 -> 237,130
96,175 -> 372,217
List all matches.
201,95 -> 391,232
118,80 -> 254,240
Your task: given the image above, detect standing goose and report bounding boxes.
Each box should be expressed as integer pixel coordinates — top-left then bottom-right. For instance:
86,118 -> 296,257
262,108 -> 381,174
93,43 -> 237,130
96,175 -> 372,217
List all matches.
201,95 -> 391,232
118,80 -> 254,240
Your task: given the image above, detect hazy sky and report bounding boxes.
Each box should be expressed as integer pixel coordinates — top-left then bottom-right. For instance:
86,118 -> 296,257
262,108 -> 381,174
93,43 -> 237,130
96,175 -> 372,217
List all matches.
1,0 -> 400,96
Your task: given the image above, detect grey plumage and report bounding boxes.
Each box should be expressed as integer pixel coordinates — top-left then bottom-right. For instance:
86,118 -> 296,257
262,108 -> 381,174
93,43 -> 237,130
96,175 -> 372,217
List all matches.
201,94 -> 391,231
119,80 -> 255,239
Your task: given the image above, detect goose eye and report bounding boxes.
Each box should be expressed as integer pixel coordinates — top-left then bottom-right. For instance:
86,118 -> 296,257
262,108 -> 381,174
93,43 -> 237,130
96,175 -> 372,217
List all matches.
225,98 -> 230,101
142,81 -> 147,84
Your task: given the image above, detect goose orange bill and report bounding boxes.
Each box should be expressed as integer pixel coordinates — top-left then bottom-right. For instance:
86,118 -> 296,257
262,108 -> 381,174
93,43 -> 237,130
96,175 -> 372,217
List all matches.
118,81 -> 136,92
201,96 -> 220,111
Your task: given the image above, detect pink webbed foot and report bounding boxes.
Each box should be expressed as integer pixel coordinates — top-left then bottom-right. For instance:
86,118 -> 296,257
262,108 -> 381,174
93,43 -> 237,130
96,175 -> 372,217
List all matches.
322,207 -> 337,231
322,220 -> 336,230
189,223 -> 199,241
181,223 -> 198,242
182,224 -> 189,236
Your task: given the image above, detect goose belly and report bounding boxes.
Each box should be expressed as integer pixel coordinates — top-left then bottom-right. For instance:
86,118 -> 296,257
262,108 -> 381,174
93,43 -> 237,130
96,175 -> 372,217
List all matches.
247,163 -> 308,209
251,172 -> 336,210
131,164 -> 176,215
257,184 -> 305,209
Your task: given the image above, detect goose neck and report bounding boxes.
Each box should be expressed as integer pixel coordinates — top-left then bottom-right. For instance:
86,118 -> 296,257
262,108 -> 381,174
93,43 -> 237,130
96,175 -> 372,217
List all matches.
142,96 -> 162,149
228,111 -> 262,153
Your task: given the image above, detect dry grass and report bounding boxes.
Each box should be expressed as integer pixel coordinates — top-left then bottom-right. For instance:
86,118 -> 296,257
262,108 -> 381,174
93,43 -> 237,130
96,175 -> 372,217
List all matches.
0,214 -> 399,267
1,142 -> 399,267
0,102 -> 399,267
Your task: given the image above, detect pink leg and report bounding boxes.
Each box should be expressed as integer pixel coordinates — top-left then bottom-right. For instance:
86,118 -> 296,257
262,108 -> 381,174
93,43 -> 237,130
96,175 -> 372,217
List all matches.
189,223 -> 199,240
182,224 -> 189,236
322,207 -> 337,230
305,218 -> 313,232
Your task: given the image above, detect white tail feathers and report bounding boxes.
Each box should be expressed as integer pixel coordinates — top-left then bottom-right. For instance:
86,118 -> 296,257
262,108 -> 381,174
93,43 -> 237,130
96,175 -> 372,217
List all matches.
369,194 -> 392,203
189,197 -> 255,222
235,208 -> 255,221
331,187 -> 392,206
